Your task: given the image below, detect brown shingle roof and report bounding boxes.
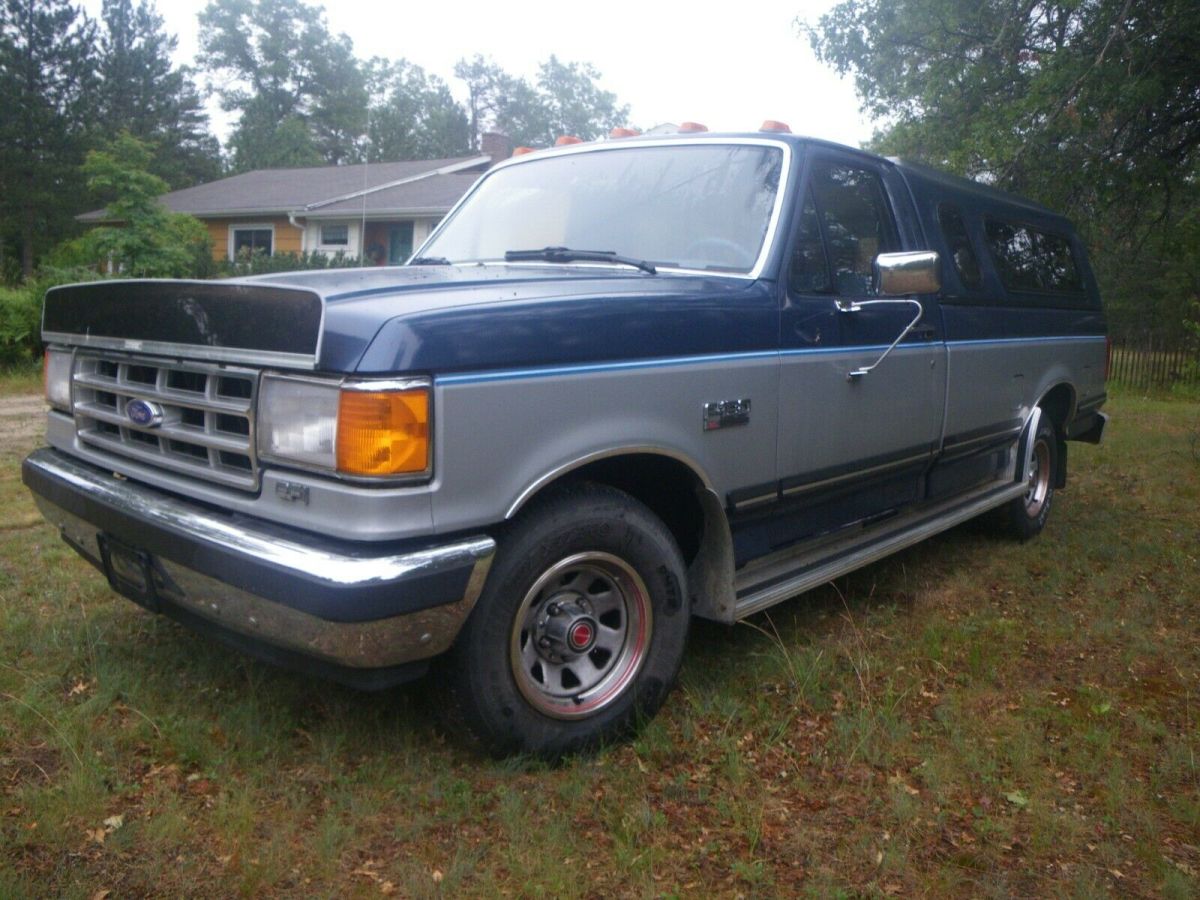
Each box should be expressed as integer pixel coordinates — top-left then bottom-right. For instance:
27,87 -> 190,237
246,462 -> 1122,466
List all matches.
78,156 -> 489,222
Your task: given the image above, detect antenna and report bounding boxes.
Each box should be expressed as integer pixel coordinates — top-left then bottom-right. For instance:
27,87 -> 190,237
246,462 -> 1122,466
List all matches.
359,106 -> 369,267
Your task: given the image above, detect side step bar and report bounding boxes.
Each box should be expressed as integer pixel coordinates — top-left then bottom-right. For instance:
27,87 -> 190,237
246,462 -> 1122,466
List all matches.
733,480 -> 1028,619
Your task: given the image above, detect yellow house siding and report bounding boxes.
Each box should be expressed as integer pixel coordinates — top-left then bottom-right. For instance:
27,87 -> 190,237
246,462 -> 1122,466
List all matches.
203,216 -> 305,261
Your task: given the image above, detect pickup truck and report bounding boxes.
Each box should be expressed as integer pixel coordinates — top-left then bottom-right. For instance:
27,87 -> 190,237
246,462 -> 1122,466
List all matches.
23,129 -> 1108,757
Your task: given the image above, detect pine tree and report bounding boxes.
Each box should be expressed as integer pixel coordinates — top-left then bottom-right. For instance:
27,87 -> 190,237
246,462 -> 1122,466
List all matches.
96,0 -> 221,189
0,0 -> 96,278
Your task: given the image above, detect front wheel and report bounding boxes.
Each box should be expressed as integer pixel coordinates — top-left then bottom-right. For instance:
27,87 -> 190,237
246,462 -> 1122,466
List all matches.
443,483 -> 690,758
1002,416 -> 1058,540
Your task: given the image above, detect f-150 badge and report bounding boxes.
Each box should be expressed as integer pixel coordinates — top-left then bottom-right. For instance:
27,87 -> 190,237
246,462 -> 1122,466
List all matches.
703,398 -> 751,431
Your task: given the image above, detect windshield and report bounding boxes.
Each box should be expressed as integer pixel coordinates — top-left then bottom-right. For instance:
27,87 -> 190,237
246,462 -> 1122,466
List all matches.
420,143 -> 785,274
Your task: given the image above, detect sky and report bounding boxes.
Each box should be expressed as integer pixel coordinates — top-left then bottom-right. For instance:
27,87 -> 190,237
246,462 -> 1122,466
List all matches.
82,0 -> 877,150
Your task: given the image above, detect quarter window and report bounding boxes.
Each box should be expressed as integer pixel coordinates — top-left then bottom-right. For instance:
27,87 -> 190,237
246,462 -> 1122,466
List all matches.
984,220 -> 1083,293
231,227 -> 273,258
937,205 -> 981,288
809,160 -> 899,295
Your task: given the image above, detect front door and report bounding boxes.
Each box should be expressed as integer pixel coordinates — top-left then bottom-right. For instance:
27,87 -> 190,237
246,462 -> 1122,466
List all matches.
736,152 -> 946,561
388,223 -> 414,264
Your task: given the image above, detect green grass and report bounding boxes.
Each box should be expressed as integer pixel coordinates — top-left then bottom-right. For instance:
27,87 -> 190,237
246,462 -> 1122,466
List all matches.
1,395 -> 1198,896
0,362 -> 39,397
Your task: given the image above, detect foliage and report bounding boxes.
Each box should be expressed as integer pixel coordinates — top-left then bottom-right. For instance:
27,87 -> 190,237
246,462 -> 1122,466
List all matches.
0,284 -> 40,364
364,58 -> 471,162
0,0 -> 97,279
70,134 -> 211,278
214,248 -> 361,278
454,54 -> 630,149
198,0 -> 367,172
805,0 -> 1200,337
95,0 -> 220,189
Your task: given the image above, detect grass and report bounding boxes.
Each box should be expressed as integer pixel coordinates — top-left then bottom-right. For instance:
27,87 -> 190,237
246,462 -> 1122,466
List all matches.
1,382 -> 1198,896
0,361 -> 39,397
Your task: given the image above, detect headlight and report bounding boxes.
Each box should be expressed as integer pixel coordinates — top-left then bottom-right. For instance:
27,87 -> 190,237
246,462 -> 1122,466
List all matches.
257,375 -> 431,480
44,348 -> 73,412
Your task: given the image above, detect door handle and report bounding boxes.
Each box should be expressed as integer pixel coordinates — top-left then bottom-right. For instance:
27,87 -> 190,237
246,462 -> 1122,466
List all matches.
835,297 -> 925,379
909,324 -> 937,340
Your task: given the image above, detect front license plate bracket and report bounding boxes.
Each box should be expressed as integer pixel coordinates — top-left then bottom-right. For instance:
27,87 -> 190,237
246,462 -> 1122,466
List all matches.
98,534 -> 160,613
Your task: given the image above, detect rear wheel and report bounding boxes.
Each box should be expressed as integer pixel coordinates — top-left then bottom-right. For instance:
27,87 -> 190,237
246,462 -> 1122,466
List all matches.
443,483 -> 689,758
1003,416 -> 1057,540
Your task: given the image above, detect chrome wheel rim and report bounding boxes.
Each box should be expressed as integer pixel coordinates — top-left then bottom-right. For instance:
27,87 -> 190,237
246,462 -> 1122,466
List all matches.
1024,437 -> 1051,518
509,552 -> 652,720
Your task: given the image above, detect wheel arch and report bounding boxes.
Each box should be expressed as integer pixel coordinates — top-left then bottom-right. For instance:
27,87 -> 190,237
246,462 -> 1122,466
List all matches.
1035,381 -> 1075,488
504,448 -> 736,622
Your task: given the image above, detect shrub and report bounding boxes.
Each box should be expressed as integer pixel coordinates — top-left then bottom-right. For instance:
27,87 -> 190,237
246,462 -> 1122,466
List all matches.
0,284 -> 41,365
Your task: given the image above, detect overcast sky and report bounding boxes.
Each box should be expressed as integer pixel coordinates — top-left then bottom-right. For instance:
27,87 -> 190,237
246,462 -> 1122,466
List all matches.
82,0 -> 876,150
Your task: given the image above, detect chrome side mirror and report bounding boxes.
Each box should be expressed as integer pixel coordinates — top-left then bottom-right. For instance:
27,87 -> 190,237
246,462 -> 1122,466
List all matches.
874,250 -> 941,296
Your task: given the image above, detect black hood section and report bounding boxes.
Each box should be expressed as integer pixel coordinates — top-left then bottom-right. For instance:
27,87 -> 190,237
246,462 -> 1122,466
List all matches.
42,280 -> 323,367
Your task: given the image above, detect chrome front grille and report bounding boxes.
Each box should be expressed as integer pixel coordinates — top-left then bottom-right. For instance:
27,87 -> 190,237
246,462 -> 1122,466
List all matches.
72,352 -> 260,491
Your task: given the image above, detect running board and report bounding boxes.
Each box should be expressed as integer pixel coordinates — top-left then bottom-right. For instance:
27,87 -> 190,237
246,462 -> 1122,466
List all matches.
732,480 -> 1028,620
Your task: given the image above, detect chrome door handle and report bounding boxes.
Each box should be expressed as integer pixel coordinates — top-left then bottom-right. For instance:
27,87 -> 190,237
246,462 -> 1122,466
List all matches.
835,297 -> 925,380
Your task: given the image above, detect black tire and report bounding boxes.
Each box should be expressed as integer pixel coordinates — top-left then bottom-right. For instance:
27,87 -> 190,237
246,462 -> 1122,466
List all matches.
442,483 -> 689,758
1003,416 -> 1058,540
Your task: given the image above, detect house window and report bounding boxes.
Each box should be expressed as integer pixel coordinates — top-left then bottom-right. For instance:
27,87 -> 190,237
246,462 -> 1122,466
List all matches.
320,223 -> 349,246
230,226 -> 273,259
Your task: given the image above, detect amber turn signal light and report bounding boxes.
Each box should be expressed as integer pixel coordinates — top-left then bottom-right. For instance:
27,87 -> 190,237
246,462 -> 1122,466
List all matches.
336,388 -> 430,477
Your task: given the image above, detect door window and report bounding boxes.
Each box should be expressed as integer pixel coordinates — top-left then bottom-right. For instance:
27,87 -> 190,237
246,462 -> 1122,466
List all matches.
787,190 -> 831,294
806,160 -> 899,296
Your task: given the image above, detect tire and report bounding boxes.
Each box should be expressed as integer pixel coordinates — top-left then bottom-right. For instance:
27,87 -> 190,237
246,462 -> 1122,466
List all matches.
1003,416 -> 1058,540
442,483 -> 690,758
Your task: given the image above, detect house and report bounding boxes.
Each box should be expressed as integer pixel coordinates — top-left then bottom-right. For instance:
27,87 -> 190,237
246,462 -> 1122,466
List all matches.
79,134 -> 511,265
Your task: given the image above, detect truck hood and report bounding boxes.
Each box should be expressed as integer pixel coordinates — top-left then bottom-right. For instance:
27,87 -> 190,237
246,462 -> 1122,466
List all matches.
40,265 -> 778,375
253,264 -> 777,373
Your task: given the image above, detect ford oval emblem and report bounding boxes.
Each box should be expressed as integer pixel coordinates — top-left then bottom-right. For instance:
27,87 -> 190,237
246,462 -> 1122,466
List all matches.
125,398 -> 164,428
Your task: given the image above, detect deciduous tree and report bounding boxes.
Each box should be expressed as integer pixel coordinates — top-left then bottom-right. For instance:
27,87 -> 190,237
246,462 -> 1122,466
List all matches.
806,0 -> 1200,333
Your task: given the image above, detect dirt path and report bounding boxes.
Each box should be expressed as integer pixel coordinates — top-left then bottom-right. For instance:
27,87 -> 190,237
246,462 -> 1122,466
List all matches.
0,393 -> 46,456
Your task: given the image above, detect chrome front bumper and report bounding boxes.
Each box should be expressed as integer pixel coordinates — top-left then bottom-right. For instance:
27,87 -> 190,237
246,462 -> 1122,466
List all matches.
22,449 -> 495,683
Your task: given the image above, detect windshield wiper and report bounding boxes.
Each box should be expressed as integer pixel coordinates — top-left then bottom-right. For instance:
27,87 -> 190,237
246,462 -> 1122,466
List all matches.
409,255 -> 451,266
504,246 -> 657,275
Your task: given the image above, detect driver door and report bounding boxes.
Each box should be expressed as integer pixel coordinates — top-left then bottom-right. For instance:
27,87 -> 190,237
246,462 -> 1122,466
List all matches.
751,152 -> 945,556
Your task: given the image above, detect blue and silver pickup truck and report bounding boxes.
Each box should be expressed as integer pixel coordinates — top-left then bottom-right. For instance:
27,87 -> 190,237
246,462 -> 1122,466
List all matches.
23,130 -> 1108,756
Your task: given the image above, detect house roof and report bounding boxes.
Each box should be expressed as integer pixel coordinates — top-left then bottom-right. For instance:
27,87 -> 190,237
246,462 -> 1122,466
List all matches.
78,155 -> 490,222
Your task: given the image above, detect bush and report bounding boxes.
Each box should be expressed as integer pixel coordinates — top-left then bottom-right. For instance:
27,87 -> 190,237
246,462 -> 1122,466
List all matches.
0,284 -> 41,365
0,268 -> 102,365
213,249 -> 362,278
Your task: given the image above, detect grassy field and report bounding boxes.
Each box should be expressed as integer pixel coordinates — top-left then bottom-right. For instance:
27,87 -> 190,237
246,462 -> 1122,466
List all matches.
1,388 -> 1197,897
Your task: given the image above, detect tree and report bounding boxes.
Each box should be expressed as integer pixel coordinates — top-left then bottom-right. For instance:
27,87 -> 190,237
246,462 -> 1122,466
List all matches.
96,0 -> 220,189
454,54 -> 630,149
534,55 -> 629,145
198,0 -> 366,170
805,0 -> 1200,334
0,0 -> 96,278
71,132 -> 210,277
365,58 -> 470,161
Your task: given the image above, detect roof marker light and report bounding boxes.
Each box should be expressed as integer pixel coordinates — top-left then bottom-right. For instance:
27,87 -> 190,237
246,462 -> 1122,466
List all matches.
678,122 -> 708,133
609,127 -> 640,138
555,135 -> 583,146
512,146 -> 536,156
760,120 -> 792,133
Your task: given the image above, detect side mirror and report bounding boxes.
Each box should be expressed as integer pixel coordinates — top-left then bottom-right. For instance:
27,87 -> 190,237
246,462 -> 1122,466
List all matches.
874,250 -> 941,296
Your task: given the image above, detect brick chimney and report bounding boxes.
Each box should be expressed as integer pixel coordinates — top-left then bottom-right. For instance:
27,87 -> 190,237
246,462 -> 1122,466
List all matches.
480,132 -> 513,168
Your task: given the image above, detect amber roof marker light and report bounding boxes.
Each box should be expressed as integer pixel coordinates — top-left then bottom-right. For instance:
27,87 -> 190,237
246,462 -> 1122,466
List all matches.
678,122 -> 709,133
555,135 -> 583,146
609,127 -> 641,139
760,120 -> 792,133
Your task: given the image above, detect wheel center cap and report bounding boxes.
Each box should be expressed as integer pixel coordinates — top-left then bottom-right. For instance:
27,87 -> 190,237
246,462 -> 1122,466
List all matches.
567,618 -> 597,652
